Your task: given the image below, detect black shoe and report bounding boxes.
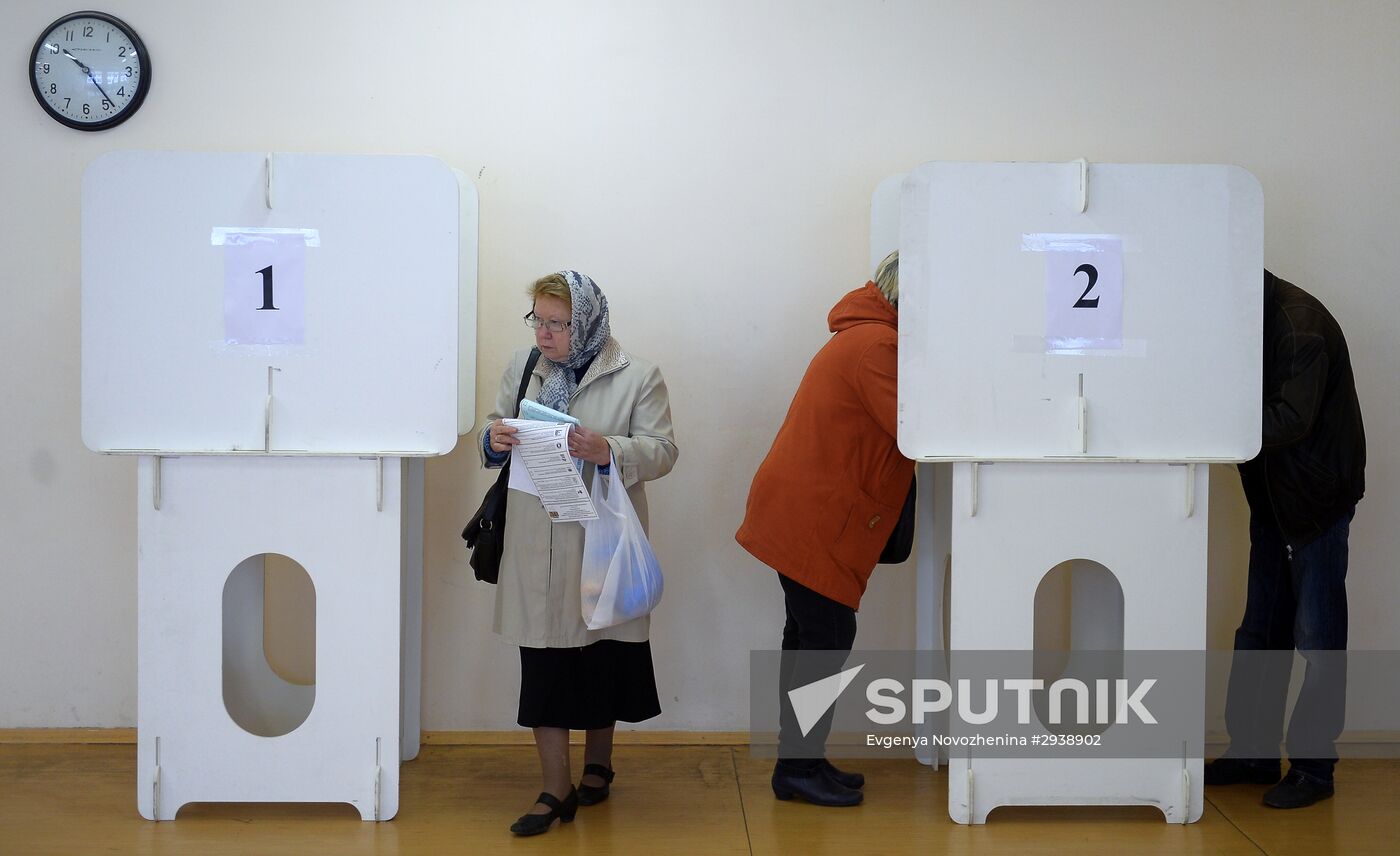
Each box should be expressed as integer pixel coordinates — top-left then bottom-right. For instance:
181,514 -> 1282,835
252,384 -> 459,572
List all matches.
1263,770 -> 1334,809
1204,757 -> 1281,786
577,763 -> 615,806
509,788 -> 578,836
772,767 -> 863,807
820,759 -> 865,790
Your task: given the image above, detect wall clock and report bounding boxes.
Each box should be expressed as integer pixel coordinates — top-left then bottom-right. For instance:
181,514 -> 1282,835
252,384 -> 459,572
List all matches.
30,11 -> 150,131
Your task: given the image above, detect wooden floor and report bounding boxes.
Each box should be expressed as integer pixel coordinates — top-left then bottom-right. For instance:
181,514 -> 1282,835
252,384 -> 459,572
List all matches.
2,743 -> 1397,855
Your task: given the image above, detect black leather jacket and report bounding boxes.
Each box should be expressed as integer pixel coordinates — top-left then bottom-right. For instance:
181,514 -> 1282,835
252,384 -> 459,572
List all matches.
1237,272 -> 1366,548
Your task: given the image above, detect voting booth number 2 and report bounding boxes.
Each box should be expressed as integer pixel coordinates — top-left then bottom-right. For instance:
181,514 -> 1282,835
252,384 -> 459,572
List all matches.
1040,235 -> 1125,350
219,229 -> 313,346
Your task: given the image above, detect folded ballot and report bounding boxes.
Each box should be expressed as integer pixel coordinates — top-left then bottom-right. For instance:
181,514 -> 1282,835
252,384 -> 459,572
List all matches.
518,399 -> 585,477
519,398 -> 579,426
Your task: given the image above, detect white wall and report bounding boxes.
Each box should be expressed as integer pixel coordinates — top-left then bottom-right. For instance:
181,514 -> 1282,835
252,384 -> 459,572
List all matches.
1,0 -> 1396,730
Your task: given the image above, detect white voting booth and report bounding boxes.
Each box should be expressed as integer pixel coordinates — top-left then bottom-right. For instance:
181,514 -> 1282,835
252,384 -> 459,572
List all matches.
874,162 -> 1262,823
81,151 -> 478,820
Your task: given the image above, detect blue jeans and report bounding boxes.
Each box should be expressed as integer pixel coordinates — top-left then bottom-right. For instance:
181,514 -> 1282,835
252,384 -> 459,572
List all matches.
1223,507 -> 1353,784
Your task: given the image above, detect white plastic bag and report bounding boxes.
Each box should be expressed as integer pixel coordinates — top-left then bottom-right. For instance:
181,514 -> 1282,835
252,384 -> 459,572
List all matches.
579,464 -> 663,630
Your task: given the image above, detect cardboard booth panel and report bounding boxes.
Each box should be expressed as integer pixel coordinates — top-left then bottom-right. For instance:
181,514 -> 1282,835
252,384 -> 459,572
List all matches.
82,151 -> 469,455
136,455 -> 403,820
949,757 -> 1203,824
898,162 -> 1263,462
949,461 -> 1209,650
946,461 -> 1208,824
452,169 -> 480,436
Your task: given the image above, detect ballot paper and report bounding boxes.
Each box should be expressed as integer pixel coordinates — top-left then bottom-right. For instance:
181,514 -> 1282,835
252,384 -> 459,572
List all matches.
502,418 -> 598,522
519,398 -> 579,426
518,400 -> 586,473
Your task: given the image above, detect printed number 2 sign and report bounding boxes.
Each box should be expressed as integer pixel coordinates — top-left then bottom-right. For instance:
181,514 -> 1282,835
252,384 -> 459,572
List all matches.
1039,234 -> 1124,351
219,228 -> 315,345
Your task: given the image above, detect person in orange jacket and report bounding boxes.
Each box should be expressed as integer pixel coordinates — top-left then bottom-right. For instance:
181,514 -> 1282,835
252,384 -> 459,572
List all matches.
736,251 -> 915,806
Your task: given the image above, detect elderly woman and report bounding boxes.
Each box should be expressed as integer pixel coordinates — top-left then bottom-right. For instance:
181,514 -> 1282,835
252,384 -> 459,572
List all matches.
736,251 -> 913,807
480,271 -> 678,836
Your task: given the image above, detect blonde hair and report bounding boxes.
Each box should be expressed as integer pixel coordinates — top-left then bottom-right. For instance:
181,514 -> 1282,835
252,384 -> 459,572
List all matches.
874,250 -> 899,308
528,273 -> 572,310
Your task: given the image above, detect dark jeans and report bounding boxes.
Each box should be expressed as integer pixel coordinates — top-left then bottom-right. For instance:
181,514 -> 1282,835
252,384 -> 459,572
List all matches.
775,573 -> 858,775
1223,506 -> 1353,784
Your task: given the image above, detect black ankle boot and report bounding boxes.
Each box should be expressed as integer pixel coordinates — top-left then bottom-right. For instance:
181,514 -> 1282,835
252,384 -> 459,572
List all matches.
772,766 -> 863,807
820,759 -> 865,790
578,763 -> 615,806
509,788 -> 578,836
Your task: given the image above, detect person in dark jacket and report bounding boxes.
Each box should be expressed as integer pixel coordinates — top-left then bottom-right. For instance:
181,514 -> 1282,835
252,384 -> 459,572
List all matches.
1205,270 -> 1366,809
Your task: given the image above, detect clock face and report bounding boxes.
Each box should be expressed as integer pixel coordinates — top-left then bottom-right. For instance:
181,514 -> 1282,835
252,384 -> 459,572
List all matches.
30,12 -> 150,131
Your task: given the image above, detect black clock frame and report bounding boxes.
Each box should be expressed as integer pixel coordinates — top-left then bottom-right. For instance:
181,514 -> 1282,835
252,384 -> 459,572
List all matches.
30,10 -> 151,132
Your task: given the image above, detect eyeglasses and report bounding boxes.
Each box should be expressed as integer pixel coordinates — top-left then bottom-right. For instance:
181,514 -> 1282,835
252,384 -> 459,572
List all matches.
524,312 -> 572,333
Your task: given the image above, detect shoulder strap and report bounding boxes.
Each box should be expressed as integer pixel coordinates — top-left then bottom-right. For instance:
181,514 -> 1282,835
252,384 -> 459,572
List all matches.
494,349 -> 542,483
514,348 -> 542,417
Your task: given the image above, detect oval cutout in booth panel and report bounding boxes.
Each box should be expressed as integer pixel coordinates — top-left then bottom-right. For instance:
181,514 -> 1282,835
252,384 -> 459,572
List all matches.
222,553 -> 315,737
1033,559 -> 1123,736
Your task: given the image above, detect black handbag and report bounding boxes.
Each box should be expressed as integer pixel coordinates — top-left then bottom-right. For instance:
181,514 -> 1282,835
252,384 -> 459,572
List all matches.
877,472 -> 917,564
462,348 -> 541,583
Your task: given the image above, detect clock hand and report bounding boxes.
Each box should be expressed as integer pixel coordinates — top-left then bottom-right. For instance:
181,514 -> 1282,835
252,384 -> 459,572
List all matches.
87,73 -> 115,105
62,50 -> 116,106
62,49 -> 90,74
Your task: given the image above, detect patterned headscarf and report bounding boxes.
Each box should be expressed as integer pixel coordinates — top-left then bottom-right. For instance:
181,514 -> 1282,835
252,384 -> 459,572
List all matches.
536,270 -> 611,415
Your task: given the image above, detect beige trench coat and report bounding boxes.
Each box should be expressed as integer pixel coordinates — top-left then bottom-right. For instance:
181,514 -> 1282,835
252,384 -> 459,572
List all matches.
479,338 -> 678,648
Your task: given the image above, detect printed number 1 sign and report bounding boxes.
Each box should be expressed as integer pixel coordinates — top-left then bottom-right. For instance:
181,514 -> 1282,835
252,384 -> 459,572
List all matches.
1033,234 -> 1124,351
218,228 -> 317,345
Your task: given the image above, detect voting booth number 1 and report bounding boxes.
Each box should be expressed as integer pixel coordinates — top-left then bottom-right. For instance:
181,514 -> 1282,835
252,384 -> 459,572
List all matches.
216,228 -> 315,347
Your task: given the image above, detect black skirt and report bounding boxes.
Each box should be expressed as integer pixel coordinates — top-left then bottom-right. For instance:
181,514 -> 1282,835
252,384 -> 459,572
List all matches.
518,639 -> 662,730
